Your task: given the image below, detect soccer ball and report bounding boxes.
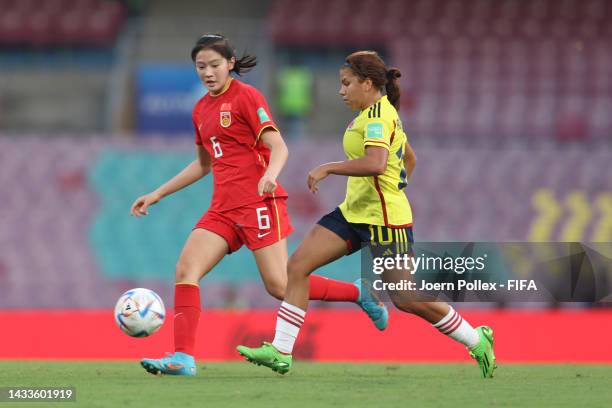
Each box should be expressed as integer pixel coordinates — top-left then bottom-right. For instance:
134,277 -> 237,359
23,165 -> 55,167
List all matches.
114,288 -> 165,337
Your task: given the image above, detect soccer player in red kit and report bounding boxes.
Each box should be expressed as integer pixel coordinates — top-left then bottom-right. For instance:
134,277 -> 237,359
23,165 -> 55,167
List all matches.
130,34 -> 388,376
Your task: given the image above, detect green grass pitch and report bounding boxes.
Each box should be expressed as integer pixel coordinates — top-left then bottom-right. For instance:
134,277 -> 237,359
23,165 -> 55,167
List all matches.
0,361 -> 610,408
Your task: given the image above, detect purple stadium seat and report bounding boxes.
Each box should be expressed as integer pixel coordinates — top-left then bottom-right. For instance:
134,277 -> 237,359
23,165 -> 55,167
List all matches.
84,1 -> 125,46
0,0 -> 125,47
268,0 -> 612,142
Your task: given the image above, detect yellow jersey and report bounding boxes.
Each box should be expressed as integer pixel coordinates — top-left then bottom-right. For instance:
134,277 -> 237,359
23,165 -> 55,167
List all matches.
338,95 -> 413,227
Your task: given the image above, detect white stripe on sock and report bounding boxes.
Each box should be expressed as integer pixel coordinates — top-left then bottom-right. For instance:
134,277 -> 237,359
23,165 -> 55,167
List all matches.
280,302 -> 306,318
272,302 -> 306,354
433,306 -> 480,349
278,310 -> 303,326
434,306 -> 457,328
279,306 -> 304,323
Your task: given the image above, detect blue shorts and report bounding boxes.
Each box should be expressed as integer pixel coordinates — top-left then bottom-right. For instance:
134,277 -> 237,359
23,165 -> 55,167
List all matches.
317,207 -> 414,255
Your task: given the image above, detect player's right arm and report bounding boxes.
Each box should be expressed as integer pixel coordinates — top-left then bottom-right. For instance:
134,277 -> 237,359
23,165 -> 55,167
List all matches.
130,145 -> 212,217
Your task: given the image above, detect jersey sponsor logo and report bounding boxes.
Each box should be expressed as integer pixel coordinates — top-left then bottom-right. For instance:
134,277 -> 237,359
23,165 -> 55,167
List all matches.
257,107 -> 270,124
220,111 -> 231,127
366,122 -> 384,139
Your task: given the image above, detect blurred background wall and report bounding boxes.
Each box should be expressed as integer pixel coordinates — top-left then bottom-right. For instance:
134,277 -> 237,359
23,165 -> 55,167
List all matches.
0,0 -> 611,309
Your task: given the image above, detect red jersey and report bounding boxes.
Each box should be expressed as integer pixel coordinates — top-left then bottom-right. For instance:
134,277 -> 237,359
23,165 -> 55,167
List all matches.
193,79 -> 288,212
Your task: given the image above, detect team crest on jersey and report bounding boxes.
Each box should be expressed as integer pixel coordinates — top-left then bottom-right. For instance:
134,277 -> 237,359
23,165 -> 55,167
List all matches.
220,111 -> 231,128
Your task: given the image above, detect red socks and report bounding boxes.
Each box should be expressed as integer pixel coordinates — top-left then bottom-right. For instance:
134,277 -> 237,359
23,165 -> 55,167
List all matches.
173,283 -> 201,356
308,275 -> 359,302
174,275 -> 359,356
171,276 -> 355,356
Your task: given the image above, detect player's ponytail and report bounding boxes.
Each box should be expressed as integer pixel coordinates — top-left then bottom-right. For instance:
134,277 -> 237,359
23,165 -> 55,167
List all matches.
191,33 -> 257,76
345,51 -> 402,110
385,67 -> 402,110
233,53 -> 257,75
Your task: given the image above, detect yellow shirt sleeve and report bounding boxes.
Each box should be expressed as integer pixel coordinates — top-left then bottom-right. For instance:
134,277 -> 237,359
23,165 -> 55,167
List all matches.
363,119 -> 391,151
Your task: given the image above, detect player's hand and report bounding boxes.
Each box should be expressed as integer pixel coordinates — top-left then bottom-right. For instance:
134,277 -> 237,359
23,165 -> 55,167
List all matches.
130,191 -> 161,217
258,174 -> 277,196
307,164 -> 330,194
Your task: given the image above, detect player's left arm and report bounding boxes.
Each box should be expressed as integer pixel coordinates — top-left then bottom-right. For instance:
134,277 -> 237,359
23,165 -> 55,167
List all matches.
258,128 -> 289,196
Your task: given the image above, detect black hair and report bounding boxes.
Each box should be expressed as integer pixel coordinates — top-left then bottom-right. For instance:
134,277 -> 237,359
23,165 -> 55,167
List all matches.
345,50 -> 402,110
190,34 -> 257,76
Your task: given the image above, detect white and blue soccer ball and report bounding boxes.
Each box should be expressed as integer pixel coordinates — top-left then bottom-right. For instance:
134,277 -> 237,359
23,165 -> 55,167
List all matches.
114,288 -> 165,337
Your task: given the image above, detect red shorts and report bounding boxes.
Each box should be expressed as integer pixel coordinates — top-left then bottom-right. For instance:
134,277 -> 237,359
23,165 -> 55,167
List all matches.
194,197 -> 293,253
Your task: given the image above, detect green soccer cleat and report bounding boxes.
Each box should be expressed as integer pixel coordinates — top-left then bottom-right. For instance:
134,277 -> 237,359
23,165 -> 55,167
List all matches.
469,326 -> 497,379
236,342 -> 292,375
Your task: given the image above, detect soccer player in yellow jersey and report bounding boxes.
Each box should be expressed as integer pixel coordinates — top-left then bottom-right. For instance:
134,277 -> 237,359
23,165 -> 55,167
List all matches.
238,51 -> 496,378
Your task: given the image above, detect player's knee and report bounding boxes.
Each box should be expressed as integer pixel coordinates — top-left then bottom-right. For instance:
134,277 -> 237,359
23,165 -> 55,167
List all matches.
264,280 -> 286,300
287,254 -> 311,280
175,258 -> 200,284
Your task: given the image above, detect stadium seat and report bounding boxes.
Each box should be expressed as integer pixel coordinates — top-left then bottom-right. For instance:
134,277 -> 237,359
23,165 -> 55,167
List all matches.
0,0 -> 126,47
268,0 -> 612,142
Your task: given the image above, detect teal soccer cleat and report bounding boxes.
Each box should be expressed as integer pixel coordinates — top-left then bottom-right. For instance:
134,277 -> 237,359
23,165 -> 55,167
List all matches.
354,278 -> 389,331
140,352 -> 197,376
